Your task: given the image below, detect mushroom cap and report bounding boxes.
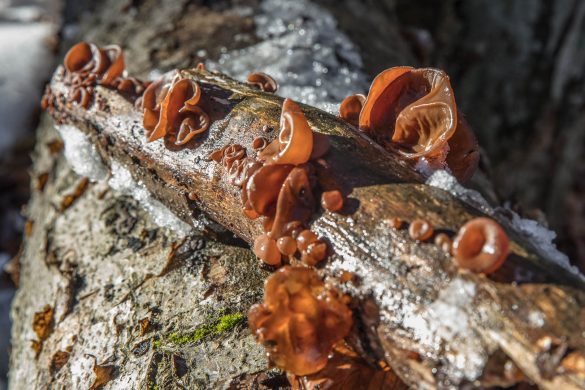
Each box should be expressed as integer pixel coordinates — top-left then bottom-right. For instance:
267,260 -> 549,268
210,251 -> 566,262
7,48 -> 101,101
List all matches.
100,45 -> 125,86
359,67 -> 458,159
246,164 -> 294,216
259,98 -> 314,165
452,217 -> 509,274
247,72 -> 278,93
445,113 -> 480,182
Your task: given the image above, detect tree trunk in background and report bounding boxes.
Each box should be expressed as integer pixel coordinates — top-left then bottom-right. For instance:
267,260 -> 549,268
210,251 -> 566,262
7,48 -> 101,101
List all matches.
8,0 -> 585,388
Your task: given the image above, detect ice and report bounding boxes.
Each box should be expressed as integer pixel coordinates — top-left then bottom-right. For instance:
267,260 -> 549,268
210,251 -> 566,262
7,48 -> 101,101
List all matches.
209,0 -> 369,111
56,125 -> 191,237
56,125 -> 108,181
108,160 -> 192,237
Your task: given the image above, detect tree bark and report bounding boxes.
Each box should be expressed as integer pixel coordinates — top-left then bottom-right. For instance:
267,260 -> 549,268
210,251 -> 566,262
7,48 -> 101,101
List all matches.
9,0 -> 585,389
37,65 -> 585,389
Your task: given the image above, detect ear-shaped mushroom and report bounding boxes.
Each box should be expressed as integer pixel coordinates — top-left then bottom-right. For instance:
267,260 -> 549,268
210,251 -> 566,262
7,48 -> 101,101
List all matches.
100,45 -> 125,86
176,106 -> 210,145
269,166 -> 315,238
247,72 -> 278,93
145,78 -> 201,142
246,164 -> 294,215
339,94 -> 365,127
452,217 -> 509,274
259,99 -> 313,165
360,67 -> 458,158
64,42 -> 94,74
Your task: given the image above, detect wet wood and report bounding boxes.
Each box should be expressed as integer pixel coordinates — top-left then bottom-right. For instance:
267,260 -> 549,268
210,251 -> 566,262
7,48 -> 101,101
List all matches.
45,67 -> 585,389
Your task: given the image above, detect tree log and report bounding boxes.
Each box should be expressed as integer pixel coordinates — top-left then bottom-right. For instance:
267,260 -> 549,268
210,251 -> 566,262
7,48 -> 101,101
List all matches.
40,65 -> 585,389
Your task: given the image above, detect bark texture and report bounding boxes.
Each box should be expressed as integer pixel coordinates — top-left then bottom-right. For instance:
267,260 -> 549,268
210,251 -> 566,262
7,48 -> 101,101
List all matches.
8,0 -> 585,389
37,65 -> 585,389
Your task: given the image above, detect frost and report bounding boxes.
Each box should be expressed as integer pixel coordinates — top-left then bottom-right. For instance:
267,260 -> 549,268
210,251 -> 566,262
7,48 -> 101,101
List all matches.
402,278 -> 486,382
56,125 -> 108,181
528,310 -> 545,328
426,170 -> 584,280
108,161 -> 192,237
209,0 -> 369,111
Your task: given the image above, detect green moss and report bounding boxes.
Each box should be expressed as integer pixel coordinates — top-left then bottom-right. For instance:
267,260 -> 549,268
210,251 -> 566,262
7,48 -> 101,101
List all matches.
152,339 -> 161,350
167,313 -> 245,345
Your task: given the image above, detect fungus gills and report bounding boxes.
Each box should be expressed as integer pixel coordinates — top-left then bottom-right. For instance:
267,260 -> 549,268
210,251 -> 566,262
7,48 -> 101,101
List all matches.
452,217 -> 509,274
246,72 -> 278,93
211,98 -> 343,266
248,266 -> 353,376
53,42 -> 146,109
339,67 -> 479,182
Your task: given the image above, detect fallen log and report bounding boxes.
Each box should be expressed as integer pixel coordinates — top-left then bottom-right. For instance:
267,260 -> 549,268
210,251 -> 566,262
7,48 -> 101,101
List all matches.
44,65 -> 585,389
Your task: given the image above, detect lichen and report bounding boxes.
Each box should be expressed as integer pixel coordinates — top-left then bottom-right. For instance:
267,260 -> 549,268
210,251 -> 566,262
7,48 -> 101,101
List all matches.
167,313 -> 245,346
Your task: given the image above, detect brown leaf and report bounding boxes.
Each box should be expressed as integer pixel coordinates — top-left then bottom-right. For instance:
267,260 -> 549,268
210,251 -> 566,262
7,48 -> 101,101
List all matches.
50,350 -> 71,374
60,177 -> 90,211
88,357 -> 117,390
32,305 -> 54,341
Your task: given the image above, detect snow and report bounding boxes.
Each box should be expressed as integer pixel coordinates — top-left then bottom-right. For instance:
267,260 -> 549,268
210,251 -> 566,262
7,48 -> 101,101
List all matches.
56,125 -> 192,237
209,0 -> 369,113
56,125 -> 108,181
108,160 -> 192,237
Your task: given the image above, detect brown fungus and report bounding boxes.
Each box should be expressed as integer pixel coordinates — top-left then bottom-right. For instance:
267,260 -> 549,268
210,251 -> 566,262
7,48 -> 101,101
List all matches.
408,219 -> 433,241
248,266 -> 353,376
141,77 -> 209,145
434,233 -> 452,253
347,66 -> 478,182
60,42 -> 144,109
339,94 -> 366,127
259,98 -> 314,165
247,72 -> 278,93
452,217 -> 509,274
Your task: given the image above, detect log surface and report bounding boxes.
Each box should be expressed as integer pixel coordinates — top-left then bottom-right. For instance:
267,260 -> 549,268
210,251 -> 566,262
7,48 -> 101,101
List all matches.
43,66 -> 585,389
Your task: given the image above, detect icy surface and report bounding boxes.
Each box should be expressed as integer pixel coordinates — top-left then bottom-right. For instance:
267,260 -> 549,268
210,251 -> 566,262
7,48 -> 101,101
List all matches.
56,125 -> 108,181
56,125 -> 191,237
402,278 -> 485,382
108,160 -> 192,237
427,170 -> 584,279
209,0 -> 369,113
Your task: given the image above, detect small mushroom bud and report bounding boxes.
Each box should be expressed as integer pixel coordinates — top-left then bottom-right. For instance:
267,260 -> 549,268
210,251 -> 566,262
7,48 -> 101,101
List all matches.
409,219 -> 433,241
246,72 -> 278,93
452,217 -> 509,274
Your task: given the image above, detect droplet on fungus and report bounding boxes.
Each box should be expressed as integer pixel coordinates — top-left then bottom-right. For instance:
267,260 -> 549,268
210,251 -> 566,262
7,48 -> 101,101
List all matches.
385,217 -> 403,229
248,266 -> 352,376
408,219 -> 433,241
277,236 -> 297,256
452,217 -> 509,274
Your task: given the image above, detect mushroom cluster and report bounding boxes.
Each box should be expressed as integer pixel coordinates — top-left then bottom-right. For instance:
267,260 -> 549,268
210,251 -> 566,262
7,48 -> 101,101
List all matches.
60,42 -> 146,109
339,67 -> 479,182
211,98 -> 342,267
140,74 -> 210,145
248,266 -> 353,376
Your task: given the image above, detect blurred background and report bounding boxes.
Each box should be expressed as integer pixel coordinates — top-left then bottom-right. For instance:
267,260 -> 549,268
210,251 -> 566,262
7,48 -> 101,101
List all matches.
0,0 -> 584,388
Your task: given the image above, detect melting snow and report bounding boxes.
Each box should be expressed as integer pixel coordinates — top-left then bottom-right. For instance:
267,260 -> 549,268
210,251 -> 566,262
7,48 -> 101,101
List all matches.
56,125 -> 108,181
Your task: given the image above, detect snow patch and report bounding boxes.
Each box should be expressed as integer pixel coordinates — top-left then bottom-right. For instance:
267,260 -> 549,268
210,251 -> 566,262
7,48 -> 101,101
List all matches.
108,161 -> 192,237
402,278 -> 486,382
209,0 -> 369,111
56,125 -> 108,181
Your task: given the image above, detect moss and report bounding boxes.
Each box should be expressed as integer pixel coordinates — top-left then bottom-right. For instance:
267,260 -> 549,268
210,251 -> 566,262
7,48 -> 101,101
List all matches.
167,313 -> 245,345
152,339 -> 161,350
